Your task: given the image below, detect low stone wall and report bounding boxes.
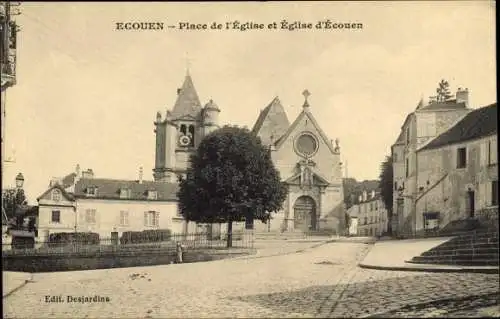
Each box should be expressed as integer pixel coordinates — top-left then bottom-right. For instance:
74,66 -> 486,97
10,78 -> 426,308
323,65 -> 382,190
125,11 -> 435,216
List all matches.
2,249 -> 252,273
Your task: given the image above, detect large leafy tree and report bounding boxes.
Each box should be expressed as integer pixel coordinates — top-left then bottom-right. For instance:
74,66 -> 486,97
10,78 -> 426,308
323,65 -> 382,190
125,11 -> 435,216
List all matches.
177,125 -> 288,247
378,155 -> 393,235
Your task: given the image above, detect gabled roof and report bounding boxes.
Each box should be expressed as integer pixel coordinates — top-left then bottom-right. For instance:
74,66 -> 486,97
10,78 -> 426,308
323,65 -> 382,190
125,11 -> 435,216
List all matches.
170,74 -> 202,120
274,108 -> 337,155
37,184 -> 75,202
419,103 -> 497,151
73,178 -> 179,201
252,97 -> 290,145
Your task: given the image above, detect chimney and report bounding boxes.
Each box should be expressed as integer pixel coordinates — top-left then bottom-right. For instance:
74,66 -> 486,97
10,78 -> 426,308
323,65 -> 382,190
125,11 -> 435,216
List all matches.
371,190 -> 375,199
177,88 -> 182,95
456,87 -> 469,107
82,169 -> 94,179
139,166 -> 143,184
362,191 -> 367,202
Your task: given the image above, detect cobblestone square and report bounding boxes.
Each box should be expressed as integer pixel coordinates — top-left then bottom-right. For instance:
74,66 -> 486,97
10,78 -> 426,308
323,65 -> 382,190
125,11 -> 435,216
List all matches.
3,242 -> 499,318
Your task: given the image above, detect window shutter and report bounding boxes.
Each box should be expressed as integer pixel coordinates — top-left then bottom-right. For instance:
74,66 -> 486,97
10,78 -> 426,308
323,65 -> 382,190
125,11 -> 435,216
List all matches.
480,142 -> 486,166
155,212 -> 160,226
492,139 -> 498,164
79,210 -> 86,228
144,212 -> 148,226
485,182 -> 491,206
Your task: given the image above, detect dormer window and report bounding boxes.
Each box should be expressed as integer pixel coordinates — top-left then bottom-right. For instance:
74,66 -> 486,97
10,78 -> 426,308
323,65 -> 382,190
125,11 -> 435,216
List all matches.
86,187 -> 97,196
148,190 -> 158,200
52,189 -> 61,201
120,188 -> 131,199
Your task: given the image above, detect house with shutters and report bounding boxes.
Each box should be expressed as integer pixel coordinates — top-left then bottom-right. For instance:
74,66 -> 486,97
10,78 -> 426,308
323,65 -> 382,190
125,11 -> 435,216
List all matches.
391,87 -> 473,234
392,94 -> 497,235
36,167 -> 182,242
414,103 -> 497,231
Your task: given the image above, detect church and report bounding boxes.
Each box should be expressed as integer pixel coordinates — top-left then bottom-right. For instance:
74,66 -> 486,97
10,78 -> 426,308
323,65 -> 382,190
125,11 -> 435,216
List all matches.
153,73 -> 346,234
35,72 -> 346,240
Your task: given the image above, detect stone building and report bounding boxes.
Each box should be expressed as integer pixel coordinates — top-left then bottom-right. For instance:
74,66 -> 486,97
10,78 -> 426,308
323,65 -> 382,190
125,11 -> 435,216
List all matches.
251,91 -> 345,233
350,191 -> 388,237
37,74 -> 346,239
414,103 -> 497,231
391,88 -> 473,234
154,75 -> 346,234
392,90 -> 497,234
153,73 -> 220,183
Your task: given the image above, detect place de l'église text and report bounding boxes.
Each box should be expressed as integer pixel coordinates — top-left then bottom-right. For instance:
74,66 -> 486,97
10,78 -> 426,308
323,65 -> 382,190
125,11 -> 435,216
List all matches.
115,20 -> 364,31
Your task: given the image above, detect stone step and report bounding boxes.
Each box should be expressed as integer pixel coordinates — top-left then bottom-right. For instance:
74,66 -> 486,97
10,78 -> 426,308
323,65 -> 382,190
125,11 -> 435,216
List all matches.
428,237 -> 498,249
428,242 -> 499,253
409,259 -> 499,266
412,254 -> 499,264
422,247 -> 499,257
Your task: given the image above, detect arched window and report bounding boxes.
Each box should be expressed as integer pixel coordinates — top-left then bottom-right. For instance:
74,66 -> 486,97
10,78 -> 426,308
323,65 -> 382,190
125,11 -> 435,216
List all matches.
180,124 -> 187,135
188,125 -> 195,146
52,189 -> 61,201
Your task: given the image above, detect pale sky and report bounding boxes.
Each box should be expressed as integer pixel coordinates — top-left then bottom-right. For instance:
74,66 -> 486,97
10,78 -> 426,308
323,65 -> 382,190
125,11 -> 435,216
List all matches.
3,1 -> 496,204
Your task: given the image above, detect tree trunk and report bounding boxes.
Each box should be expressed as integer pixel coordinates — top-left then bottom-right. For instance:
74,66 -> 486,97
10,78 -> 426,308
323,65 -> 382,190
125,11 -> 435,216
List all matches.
226,220 -> 233,248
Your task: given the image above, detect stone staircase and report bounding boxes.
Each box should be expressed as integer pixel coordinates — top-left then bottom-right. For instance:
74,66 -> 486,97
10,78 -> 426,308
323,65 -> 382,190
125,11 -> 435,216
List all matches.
408,223 -> 499,266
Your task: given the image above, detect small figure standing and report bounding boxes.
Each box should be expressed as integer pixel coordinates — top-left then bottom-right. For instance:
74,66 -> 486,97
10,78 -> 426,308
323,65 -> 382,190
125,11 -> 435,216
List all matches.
176,242 -> 184,264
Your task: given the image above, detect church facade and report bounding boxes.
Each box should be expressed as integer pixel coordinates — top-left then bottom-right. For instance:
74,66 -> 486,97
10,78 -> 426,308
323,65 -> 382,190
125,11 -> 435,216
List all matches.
153,74 -> 346,234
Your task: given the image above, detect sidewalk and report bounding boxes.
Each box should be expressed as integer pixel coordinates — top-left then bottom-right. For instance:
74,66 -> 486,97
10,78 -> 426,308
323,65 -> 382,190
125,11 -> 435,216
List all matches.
2,271 -> 32,298
359,237 -> 499,273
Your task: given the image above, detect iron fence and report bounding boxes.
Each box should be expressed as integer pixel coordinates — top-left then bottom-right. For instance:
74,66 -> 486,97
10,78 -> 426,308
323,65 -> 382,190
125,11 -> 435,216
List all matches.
2,230 -> 254,257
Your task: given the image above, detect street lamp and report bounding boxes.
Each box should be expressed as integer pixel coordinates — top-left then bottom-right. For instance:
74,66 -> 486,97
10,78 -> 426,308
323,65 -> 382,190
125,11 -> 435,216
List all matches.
15,172 -> 24,188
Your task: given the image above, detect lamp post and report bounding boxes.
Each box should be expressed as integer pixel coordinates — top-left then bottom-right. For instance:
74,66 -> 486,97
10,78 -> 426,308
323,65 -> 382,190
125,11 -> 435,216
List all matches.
12,172 -> 24,228
15,172 -> 24,189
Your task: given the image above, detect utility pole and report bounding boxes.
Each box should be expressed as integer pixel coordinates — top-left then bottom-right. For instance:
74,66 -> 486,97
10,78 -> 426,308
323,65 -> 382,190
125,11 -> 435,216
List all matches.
1,1 -> 21,184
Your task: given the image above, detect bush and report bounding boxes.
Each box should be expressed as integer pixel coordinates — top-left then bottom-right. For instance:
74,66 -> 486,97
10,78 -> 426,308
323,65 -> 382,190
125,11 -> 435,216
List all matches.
48,232 -> 100,246
120,229 -> 172,244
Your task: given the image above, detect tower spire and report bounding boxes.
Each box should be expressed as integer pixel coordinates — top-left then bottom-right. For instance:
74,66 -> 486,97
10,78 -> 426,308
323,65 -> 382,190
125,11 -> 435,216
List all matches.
185,52 -> 191,76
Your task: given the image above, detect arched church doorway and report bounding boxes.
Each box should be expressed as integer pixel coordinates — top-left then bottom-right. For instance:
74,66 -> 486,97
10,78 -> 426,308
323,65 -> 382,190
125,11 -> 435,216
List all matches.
293,196 -> 317,231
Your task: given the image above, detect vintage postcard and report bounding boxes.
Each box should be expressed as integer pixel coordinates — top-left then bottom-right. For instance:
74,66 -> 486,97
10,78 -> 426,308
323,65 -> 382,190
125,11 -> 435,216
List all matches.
1,1 -> 498,318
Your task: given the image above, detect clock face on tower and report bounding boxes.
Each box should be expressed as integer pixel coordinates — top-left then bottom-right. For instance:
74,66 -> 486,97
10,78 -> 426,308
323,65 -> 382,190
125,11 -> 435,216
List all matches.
179,135 -> 191,147
295,132 -> 319,158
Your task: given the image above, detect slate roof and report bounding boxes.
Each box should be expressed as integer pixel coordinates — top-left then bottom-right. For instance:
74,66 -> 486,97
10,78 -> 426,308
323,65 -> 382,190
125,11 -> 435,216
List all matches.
419,103 -> 497,151
170,74 -> 202,120
73,178 -> 179,201
252,97 -> 290,145
37,183 -> 76,201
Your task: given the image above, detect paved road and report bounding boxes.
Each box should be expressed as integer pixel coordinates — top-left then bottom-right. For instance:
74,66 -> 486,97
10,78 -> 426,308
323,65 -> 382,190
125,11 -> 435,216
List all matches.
3,242 -> 499,318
